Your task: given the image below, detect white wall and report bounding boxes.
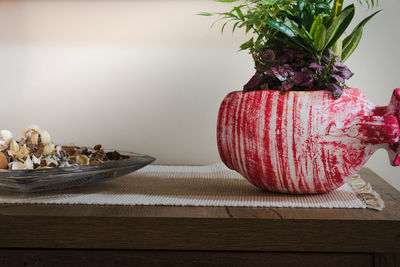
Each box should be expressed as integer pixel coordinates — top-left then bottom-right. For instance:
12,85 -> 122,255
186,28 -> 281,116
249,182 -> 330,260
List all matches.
0,0 -> 398,190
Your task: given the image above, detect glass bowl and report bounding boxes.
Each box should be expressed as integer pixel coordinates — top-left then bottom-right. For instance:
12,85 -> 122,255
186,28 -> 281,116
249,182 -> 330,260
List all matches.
0,151 -> 155,193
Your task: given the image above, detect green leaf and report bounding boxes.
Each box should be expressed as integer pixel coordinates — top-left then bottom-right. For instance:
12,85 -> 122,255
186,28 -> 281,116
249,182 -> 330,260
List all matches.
342,28 -> 362,61
197,12 -> 213,16
340,9 -> 380,60
245,23 -> 252,33
234,7 -> 244,20
353,9 -> 382,32
275,36 -> 314,55
310,14 -> 324,39
297,0 -> 306,11
314,24 -> 326,51
301,10 -> 313,29
306,2 -> 316,16
265,20 -> 296,38
239,37 -> 254,51
324,4 -> 355,51
221,21 -> 230,34
214,0 -> 239,3
284,19 -> 300,34
357,0 -> 377,8
300,25 -> 313,41
232,21 -> 241,33
316,3 -> 331,10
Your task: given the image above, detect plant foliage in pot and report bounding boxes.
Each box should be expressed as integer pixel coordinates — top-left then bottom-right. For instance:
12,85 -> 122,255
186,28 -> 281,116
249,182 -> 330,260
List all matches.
200,0 -> 400,193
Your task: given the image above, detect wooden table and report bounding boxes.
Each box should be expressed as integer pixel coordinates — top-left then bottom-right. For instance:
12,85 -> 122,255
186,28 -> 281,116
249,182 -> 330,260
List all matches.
0,168 -> 399,267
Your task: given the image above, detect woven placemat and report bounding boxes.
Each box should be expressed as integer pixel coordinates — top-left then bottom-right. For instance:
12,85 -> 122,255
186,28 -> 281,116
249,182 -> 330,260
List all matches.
0,163 -> 384,210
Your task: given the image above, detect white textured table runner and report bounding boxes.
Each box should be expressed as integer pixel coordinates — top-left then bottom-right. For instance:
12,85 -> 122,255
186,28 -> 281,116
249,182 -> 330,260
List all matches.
0,163 -> 384,210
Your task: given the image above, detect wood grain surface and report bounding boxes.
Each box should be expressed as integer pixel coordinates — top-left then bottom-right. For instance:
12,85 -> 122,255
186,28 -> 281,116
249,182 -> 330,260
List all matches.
0,250 -> 374,267
0,168 -> 399,255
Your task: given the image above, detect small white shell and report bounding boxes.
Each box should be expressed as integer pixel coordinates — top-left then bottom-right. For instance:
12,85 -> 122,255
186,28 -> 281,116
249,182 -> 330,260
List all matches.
23,124 -> 41,138
76,154 -> 89,165
0,129 -> 13,145
10,161 -> 25,170
24,155 -> 34,169
43,144 -> 55,156
41,130 -> 51,145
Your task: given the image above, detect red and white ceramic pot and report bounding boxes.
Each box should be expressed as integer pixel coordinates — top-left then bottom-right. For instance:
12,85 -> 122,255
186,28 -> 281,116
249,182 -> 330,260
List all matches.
217,88 -> 400,193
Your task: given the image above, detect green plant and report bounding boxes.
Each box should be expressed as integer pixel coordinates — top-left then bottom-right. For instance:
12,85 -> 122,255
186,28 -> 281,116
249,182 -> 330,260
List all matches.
200,0 -> 380,98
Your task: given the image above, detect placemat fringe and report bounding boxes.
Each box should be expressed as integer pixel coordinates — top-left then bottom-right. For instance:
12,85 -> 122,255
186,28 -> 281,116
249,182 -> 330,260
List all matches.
347,174 -> 384,211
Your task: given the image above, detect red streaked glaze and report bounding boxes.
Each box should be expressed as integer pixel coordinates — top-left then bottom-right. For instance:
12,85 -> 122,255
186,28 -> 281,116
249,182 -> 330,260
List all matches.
217,88 -> 400,193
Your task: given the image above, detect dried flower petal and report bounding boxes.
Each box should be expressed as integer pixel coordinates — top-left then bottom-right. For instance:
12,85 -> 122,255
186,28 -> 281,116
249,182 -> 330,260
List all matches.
30,131 -> 39,145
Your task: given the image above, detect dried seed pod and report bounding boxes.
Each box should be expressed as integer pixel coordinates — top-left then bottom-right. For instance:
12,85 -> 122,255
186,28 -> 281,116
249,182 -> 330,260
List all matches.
24,155 -> 34,169
10,161 -> 25,170
30,131 -> 39,145
22,124 -> 41,138
76,154 -> 89,165
43,144 -> 55,156
10,140 -> 19,152
41,130 -> 51,145
0,152 -> 8,169
62,146 -> 77,156
34,144 -> 44,158
94,144 -> 101,150
67,155 -> 76,164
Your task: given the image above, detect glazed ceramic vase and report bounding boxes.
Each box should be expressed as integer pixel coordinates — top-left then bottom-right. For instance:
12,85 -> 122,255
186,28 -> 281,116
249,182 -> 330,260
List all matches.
217,88 -> 400,193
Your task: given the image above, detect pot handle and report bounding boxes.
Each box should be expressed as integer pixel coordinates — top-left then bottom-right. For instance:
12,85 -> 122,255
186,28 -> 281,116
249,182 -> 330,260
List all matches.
374,88 -> 400,166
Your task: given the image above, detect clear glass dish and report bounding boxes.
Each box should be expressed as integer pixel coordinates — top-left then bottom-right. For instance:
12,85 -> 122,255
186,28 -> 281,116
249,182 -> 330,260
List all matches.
0,151 -> 155,193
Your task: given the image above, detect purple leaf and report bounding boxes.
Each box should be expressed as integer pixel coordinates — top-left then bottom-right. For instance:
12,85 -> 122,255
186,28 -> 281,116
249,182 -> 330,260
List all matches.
282,81 -> 294,91
243,74 -> 264,92
271,67 -> 286,81
292,72 -> 304,84
261,49 -> 276,61
278,55 -> 289,63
